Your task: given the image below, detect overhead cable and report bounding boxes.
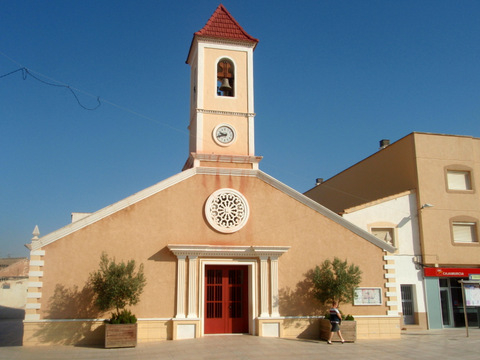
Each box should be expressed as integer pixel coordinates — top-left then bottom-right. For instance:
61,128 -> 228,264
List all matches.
1,66 -> 101,111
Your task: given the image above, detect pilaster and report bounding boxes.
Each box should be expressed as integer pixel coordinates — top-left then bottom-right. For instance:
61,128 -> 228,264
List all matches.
187,256 -> 198,318
259,256 -> 269,317
270,256 -> 280,317
176,255 -> 187,319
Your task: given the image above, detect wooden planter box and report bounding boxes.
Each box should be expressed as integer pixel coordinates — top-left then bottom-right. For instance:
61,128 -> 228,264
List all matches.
105,323 -> 138,348
319,319 -> 356,342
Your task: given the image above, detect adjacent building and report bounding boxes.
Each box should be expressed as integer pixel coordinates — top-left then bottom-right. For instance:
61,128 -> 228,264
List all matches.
305,132 -> 480,329
23,5 -> 400,345
340,190 -> 427,329
0,257 -> 29,318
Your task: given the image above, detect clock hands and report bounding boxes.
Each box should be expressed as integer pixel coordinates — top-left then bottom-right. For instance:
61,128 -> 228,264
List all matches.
215,125 -> 234,144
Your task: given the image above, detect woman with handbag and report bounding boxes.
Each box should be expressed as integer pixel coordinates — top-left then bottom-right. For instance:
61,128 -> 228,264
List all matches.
327,301 -> 345,344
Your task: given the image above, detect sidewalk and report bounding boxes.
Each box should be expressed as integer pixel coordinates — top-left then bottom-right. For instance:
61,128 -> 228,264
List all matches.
1,322 -> 479,360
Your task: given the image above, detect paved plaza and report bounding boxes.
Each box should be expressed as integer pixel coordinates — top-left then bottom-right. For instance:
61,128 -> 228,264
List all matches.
1,319 -> 479,360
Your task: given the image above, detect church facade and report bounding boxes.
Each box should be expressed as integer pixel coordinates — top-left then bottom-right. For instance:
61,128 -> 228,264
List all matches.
23,5 -> 400,345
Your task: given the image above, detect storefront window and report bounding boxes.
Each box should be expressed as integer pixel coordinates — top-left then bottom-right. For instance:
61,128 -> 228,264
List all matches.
439,278 -> 479,328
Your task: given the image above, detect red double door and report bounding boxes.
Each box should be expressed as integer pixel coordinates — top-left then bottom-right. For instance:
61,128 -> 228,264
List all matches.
204,265 -> 249,334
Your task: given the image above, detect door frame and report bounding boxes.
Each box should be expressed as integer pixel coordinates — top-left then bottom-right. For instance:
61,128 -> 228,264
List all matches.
400,284 -> 415,325
439,279 -> 454,328
199,259 -> 257,336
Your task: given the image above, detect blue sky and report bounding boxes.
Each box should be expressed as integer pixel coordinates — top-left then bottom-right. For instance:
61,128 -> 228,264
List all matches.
1,1 -> 479,258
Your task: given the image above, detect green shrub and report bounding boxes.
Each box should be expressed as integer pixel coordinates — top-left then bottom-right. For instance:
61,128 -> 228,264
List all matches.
90,252 -> 146,324
312,257 -> 362,306
108,309 -> 137,324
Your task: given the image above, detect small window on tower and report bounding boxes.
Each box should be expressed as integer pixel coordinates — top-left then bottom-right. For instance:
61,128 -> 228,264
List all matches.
217,59 -> 234,97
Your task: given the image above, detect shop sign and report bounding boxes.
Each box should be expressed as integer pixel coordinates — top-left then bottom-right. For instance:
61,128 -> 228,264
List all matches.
424,267 -> 480,278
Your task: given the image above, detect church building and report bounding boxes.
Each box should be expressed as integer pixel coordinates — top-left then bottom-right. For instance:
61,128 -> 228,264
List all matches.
23,5 -> 400,345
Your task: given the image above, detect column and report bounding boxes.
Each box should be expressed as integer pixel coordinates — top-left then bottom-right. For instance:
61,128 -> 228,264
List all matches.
187,256 -> 198,318
259,256 -> 269,317
176,255 -> 186,318
270,256 -> 280,317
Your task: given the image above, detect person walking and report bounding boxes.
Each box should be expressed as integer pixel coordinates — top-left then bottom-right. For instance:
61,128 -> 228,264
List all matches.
327,301 -> 345,344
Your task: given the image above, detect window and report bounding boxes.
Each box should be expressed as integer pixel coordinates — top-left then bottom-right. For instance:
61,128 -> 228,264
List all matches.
217,58 -> 234,97
447,170 -> 472,191
371,227 -> 395,247
452,222 -> 478,243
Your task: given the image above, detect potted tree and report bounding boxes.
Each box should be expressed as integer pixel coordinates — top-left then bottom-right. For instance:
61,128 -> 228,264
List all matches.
89,252 -> 146,348
311,257 -> 361,342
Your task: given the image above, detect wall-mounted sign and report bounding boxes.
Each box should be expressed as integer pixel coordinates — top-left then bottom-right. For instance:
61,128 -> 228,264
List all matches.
424,267 -> 480,278
354,287 -> 382,305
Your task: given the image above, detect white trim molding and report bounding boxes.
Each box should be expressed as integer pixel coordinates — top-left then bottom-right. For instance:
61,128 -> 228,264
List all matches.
26,292 -> 42,299
29,260 -> 44,267
31,250 -> 45,256
26,303 -> 41,310
24,314 -> 41,321
28,271 -> 43,277
197,108 -> 255,118
168,245 -> 290,258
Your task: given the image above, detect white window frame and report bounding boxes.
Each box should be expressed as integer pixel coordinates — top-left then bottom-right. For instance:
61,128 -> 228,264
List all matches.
452,222 -> 478,243
447,170 -> 472,191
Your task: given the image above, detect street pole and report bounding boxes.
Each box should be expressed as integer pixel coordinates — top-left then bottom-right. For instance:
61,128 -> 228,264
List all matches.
460,280 -> 469,337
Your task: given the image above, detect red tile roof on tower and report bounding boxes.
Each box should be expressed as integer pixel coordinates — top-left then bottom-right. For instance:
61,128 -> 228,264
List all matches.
195,4 -> 259,44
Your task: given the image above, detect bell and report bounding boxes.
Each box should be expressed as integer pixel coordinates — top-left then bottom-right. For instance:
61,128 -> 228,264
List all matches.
219,78 -> 232,92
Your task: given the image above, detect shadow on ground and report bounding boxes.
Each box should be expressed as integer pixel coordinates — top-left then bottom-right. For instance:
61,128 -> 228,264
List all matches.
0,306 -> 25,346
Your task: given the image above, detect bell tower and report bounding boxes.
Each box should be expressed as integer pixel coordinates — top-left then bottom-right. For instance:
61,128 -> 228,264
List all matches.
184,5 -> 262,170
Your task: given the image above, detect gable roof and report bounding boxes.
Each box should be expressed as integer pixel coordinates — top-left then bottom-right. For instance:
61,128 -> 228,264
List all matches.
0,258 -> 29,277
186,5 -> 258,64
0,257 -> 27,267
195,4 -> 259,44
31,167 -> 395,253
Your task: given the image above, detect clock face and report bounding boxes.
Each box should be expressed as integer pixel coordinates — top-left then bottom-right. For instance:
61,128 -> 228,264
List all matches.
214,124 -> 236,145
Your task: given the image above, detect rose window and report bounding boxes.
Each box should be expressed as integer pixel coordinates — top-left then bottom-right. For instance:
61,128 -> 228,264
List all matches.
205,189 -> 249,233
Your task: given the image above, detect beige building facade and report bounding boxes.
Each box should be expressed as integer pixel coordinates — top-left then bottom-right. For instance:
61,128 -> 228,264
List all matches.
305,132 -> 480,329
23,5 -> 401,346
0,257 -> 29,318
340,191 -> 428,329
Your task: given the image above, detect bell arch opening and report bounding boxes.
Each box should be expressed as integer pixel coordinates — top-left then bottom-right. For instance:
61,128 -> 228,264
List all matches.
217,58 -> 234,97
